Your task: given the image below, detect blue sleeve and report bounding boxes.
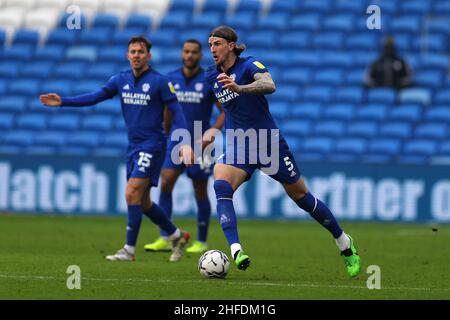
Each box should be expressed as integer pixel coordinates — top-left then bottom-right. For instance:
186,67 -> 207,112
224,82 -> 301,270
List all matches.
159,76 -> 178,105
245,56 -> 269,77
60,75 -> 118,107
167,101 -> 187,133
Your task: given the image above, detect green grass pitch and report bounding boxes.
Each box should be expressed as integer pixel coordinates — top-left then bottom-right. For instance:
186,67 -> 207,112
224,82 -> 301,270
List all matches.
0,214 -> 449,299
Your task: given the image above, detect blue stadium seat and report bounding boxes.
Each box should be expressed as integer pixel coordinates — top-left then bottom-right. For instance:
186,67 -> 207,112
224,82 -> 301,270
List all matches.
302,137 -> 334,154
347,121 -> 378,138
13,30 -> 40,47
425,107 -> 450,122
114,117 -> 126,130
369,138 -> 401,156
202,0 -> 228,15
124,14 -> 152,32
345,69 -> 365,85
40,80 -> 74,97
92,14 -> 120,30
432,1 -> 450,15
67,131 -> 101,147
290,14 -> 321,31
191,13 -> 222,29
335,138 -> 367,154
0,113 -> 14,130
66,46 -> 97,62
434,90 -> 450,104
235,0 -> 262,15
59,146 -> 90,156
0,145 -> 22,154
389,33 -> 412,51
93,99 -> 122,115
0,30 -> 5,47
413,34 -> 448,53
415,123 -> 447,139
257,13 -> 289,31
280,68 -> 311,85
148,29 -> 177,47
414,70 -> 444,88
0,62 -> 20,78
25,146 -> 57,155
399,88 -> 431,105
353,51 -> 378,68
169,0 -> 195,14
178,29 -> 209,46
291,102 -> 322,120
313,69 -> 343,85
72,81 -> 103,96
439,141 -> 450,156
46,28 -> 79,46
92,147 -> 124,157
270,0 -> 298,14
34,45 -> 65,62
97,46 -> 127,63
81,115 -> 113,131
3,45 -> 33,61
282,120 -> 311,137
323,103 -> 355,120
289,51 -> 320,67
102,133 -> 128,148
79,28 -> 112,46
268,102 -> 289,119
21,62 -> 55,79
389,16 -> 422,34
322,14 -> 355,32
313,32 -> 344,49
379,122 -> 412,139
314,120 -> 345,137
53,62 -> 88,79
159,12 -> 190,29
34,131 -> 67,147
0,80 -> 5,94
403,140 -> 437,156
367,88 -> 396,104
225,12 -> 256,31
427,20 -> 450,36
274,85 -> 299,102
346,33 -> 379,50
27,98 -> 58,114
302,86 -> 334,102
112,29 -> 147,46
246,31 -> 279,49
299,0 -> 331,13
86,63 -> 118,80
0,96 -> 27,113
357,104 -> 388,121
279,32 -> 311,49
420,54 -> 449,70
334,0 -> 365,13
321,52 -> 353,68
16,114 -> 47,130
335,87 -> 365,104
389,104 -> 422,122
3,131 -> 34,146
48,115 -> 80,131
7,80 -> 40,96
400,1 -> 431,14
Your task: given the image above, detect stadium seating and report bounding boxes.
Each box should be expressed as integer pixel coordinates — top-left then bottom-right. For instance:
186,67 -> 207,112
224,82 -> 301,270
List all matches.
0,0 -> 449,164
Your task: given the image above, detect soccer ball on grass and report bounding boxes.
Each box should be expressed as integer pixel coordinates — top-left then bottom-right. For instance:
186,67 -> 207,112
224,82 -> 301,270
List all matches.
198,250 -> 230,278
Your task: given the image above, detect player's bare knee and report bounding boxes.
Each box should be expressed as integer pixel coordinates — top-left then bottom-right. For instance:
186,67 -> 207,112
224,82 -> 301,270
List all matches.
125,185 -> 144,204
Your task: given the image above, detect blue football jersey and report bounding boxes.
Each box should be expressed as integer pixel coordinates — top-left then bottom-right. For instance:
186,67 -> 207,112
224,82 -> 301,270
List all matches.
102,67 -> 178,154
205,56 -> 280,133
166,67 -> 216,136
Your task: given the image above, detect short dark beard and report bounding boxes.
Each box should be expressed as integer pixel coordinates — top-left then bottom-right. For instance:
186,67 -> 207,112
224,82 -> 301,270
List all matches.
183,60 -> 199,70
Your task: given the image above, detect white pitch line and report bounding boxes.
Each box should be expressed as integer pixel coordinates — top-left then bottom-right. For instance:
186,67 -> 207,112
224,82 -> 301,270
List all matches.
1,274 -> 449,292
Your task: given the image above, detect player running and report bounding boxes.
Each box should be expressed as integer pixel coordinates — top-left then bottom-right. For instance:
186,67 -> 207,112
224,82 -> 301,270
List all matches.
39,36 -> 193,262
144,39 -> 224,254
206,26 -> 361,277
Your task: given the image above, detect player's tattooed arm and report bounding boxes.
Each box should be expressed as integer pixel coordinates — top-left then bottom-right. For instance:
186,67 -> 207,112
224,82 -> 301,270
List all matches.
217,72 -> 276,95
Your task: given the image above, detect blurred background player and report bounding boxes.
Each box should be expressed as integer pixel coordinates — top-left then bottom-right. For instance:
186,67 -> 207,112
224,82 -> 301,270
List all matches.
144,39 -> 224,254
206,26 -> 361,277
40,36 -> 193,262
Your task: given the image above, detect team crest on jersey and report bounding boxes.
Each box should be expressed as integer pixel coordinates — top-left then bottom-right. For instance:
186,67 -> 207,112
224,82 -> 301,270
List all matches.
174,83 -> 180,90
230,73 -> 236,81
142,83 -> 150,92
168,82 -> 176,94
195,83 -> 203,91
214,82 -> 219,89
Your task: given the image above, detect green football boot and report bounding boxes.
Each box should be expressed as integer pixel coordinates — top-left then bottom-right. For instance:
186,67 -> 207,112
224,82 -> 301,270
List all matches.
234,250 -> 251,270
144,237 -> 171,252
341,235 -> 361,278
186,241 -> 208,253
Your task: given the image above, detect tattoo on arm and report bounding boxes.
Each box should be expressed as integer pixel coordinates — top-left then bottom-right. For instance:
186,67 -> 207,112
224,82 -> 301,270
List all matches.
239,72 -> 276,95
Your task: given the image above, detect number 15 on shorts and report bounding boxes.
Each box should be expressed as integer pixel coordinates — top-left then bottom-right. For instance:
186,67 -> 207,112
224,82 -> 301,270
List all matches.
138,152 -> 152,170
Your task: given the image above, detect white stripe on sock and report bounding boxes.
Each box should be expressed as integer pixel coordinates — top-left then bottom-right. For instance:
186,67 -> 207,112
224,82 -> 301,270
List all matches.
312,197 -> 318,213
217,197 -> 233,201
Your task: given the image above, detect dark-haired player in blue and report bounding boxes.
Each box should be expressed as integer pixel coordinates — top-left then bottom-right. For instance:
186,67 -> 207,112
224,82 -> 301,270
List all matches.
40,37 -> 193,263
206,26 -> 361,277
144,39 -> 224,254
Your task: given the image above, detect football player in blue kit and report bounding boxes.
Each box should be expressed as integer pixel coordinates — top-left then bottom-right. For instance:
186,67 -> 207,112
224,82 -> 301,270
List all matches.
206,26 -> 361,277
39,37 -> 193,262
144,39 -> 224,254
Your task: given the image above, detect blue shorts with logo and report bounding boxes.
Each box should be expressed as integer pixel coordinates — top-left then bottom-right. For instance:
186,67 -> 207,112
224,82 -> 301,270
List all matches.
162,141 -> 213,181
217,137 -> 301,185
127,148 -> 165,186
